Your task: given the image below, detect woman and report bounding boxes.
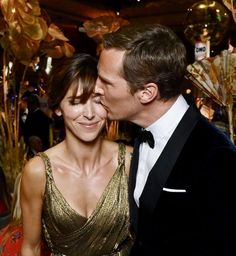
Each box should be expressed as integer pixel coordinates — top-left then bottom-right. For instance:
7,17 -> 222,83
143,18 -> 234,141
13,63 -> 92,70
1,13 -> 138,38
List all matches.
20,53 -> 133,256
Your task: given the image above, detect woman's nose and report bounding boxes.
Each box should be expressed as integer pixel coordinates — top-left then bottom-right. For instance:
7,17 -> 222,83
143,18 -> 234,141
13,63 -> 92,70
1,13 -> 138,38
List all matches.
83,103 -> 95,119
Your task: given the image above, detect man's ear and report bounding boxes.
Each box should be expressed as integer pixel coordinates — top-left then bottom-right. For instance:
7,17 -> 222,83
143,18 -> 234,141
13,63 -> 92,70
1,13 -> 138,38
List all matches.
139,83 -> 158,104
55,108 -> 62,116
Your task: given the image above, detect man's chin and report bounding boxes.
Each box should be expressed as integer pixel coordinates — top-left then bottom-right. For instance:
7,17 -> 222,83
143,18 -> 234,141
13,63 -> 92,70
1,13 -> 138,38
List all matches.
107,112 -> 118,121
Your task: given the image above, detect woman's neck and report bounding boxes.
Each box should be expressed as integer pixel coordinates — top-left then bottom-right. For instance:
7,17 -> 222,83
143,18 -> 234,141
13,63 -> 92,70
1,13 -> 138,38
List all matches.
61,137 -> 106,175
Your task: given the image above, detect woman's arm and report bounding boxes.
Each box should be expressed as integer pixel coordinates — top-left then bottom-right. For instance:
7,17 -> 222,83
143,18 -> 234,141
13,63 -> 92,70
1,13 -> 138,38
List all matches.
20,156 -> 46,256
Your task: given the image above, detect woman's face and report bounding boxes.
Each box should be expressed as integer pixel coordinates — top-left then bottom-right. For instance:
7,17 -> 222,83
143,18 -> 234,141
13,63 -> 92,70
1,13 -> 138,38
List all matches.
57,82 -> 107,142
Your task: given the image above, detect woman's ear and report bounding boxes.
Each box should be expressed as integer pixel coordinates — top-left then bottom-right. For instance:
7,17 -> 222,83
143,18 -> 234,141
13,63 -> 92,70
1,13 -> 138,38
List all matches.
139,83 -> 158,104
54,108 -> 62,116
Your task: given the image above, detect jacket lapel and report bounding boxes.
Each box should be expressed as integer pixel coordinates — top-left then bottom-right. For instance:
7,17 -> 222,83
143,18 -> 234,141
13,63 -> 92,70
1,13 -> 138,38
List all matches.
129,138 -> 140,232
139,105 -> 200,219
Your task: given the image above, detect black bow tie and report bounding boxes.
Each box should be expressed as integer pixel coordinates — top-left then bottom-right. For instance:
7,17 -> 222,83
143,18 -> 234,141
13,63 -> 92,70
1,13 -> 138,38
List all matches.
137,130 -> 155,148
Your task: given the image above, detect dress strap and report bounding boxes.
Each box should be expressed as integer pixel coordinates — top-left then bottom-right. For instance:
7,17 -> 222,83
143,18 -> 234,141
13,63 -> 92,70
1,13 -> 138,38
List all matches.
36,152 -> 53,180
118,143 -> 126,166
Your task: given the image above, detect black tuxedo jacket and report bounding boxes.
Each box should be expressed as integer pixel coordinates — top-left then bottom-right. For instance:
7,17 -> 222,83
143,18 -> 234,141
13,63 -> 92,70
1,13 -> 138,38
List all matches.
129,105 -> 236,256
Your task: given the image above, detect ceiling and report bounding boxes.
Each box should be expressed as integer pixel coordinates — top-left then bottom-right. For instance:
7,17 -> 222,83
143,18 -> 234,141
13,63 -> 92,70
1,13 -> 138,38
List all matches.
39,0 -> 199,28
38,0 -> 236,56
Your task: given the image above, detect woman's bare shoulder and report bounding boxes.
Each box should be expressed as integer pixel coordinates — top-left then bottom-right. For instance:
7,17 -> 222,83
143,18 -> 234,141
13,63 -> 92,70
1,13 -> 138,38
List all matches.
103,140 -> 133,156
103,140 -> 133,172
21,155 -> 46,187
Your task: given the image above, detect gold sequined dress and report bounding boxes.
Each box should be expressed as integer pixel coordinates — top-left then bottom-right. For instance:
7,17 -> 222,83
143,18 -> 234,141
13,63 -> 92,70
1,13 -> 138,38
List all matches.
38,143 -> 132,256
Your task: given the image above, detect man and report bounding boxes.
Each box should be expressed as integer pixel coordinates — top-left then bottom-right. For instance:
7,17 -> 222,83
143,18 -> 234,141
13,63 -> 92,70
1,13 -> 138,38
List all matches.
95,23 -> 236,255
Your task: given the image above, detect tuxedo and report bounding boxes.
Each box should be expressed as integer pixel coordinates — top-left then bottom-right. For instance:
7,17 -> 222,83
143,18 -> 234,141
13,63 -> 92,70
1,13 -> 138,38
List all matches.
129,104 -> 236,256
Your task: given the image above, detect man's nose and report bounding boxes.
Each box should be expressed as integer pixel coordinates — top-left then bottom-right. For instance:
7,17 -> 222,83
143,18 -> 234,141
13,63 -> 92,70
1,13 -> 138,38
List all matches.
95,79 -> 104,96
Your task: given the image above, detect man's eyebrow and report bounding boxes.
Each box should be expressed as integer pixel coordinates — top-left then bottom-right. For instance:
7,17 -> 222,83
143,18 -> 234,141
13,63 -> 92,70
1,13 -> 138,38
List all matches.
98,73 -> 112,84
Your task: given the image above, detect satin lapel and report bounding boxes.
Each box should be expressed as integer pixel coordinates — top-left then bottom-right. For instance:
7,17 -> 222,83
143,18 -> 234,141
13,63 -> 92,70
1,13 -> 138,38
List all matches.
139,105 -> 200,218
129,138 -> 140,232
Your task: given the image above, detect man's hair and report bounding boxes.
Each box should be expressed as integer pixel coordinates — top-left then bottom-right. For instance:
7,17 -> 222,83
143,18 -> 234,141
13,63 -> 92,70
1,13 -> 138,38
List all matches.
103,23 -> 187,99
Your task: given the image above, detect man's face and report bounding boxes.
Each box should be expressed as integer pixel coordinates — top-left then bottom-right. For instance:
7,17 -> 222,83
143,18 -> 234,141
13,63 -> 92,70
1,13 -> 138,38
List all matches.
96,49 -> 140,122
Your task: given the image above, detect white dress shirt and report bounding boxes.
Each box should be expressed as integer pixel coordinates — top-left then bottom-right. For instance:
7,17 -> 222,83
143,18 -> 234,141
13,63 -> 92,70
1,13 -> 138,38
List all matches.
134,95 -> 189,206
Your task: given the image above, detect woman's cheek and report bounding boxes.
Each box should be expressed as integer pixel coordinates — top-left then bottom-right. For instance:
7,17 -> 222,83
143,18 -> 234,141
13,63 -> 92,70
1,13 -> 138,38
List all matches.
92,102 -> 106,117
99,108 -> 108,119
65,105 -> 83,117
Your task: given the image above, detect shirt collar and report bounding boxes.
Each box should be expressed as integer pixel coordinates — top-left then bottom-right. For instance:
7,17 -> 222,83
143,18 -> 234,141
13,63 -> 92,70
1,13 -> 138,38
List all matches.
147,95 -> 189,140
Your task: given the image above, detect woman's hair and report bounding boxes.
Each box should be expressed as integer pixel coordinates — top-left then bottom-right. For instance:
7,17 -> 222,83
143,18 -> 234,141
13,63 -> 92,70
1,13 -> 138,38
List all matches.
48,53 -> 98,111
103,23 -> 187,99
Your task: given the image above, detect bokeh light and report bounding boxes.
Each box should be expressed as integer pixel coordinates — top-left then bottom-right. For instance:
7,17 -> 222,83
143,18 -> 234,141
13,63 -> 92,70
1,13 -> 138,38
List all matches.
184,1 -> 230,46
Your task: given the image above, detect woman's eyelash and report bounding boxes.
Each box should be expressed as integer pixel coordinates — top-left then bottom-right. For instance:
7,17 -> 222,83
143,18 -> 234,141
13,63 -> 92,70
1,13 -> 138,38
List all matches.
69,99 -> 80,105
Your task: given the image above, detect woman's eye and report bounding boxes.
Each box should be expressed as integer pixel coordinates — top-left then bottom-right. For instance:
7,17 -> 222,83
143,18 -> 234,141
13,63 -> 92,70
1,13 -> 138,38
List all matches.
69,99 -> 80,105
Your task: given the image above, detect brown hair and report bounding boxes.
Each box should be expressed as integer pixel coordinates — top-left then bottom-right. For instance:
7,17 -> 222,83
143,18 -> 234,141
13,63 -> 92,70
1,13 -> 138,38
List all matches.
103,23 -> 187,99
48,53 -> 98,111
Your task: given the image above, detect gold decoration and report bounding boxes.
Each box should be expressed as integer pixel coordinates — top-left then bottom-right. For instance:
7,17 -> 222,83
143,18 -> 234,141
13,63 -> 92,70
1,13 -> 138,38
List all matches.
0,0 -> 75,192
186,49 -> 236,143
184,1 -> 230,46
223,0 -> 236,23
83,15 -> 129,43
83,15 -> 129,56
